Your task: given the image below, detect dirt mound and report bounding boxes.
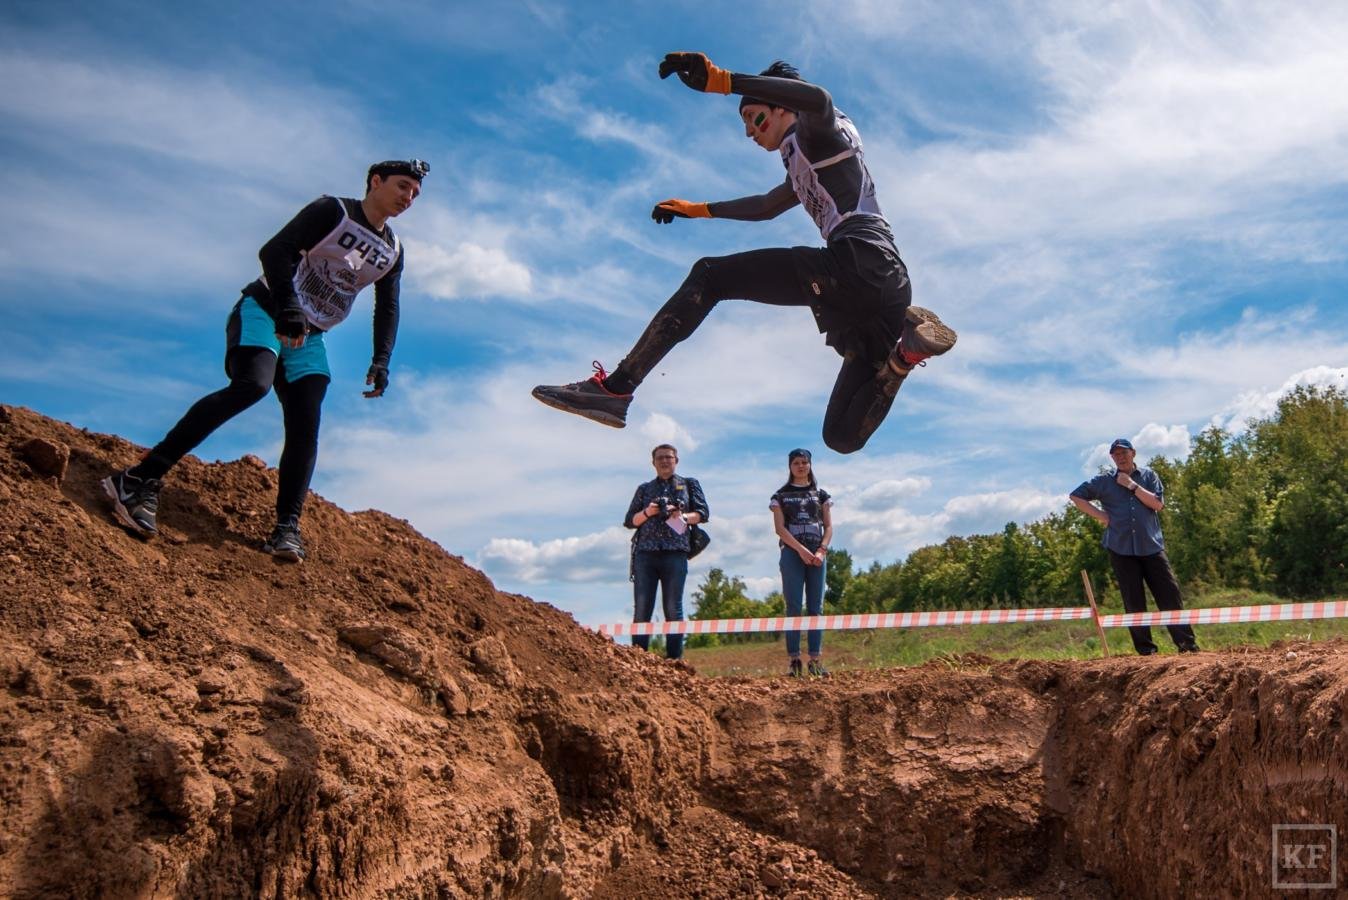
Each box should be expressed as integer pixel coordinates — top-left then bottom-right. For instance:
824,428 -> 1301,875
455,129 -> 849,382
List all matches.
1,403 -> 1345,898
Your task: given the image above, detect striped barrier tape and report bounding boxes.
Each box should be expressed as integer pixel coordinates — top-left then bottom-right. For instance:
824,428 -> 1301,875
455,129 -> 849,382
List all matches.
1101,600 -> 1348,628
599,606 -> 1094,637
596,599 -> 1348,637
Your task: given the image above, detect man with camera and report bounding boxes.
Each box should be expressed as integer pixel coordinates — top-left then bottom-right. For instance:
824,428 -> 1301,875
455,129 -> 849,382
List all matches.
623,444 -> 710,660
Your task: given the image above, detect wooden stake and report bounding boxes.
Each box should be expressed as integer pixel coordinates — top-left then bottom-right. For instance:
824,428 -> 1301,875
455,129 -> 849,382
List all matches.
1081,569 -> 1110,658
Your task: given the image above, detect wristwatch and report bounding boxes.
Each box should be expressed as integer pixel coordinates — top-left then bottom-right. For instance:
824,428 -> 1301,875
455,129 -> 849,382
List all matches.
1128,483 -> 1139,494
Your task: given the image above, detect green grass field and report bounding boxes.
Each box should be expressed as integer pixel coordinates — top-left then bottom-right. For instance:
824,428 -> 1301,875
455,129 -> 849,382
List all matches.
679,590 -> 1348,678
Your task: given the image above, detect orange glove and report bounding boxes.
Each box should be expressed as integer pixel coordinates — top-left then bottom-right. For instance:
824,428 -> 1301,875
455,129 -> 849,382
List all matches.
658,52 -> 732,94
651,199 -> 712,224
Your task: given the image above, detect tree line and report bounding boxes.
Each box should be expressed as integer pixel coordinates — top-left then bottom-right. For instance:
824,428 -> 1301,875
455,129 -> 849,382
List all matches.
691,386 -> 1347,637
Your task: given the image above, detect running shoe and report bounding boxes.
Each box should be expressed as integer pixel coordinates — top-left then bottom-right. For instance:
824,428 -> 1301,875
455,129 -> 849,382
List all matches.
101,470 -> 161,536
263,519 -> 306,563
531,361 -> 633,429
888,306 -> 958,375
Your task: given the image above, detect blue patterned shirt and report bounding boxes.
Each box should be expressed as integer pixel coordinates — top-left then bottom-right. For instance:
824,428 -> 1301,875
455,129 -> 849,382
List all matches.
1071,466 -> 1167,556
625,475 -> 710,553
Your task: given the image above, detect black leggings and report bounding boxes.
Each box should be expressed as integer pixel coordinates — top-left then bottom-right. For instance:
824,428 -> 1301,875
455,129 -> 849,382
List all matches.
131,347 -> 329,523
612,244 -> 910,454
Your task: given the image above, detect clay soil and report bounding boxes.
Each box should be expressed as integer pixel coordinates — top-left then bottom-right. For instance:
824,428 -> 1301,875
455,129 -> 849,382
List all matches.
1,403 -> 1346,898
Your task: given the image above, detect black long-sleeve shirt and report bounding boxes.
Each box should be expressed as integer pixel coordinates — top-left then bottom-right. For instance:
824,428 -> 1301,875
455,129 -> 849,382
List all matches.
242,196 -> 403,366
710,73 -> 895,251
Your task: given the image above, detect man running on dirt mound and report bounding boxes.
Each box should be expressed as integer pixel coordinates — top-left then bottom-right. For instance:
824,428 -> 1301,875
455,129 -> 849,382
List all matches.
533,53 -> 956,454
101,159 -> 427,562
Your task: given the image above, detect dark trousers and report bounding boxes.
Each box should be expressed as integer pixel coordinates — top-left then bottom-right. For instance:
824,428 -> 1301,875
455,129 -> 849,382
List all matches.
632,549 -> 689,660
131,346 -> 329,524
613,243 -> 909,454
1108,550 -> 1198,654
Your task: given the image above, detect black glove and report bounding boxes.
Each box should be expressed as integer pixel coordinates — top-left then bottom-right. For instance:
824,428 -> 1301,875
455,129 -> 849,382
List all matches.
274,307 -> 308,347
364,363 -> 389,397
658,52 -> 731,94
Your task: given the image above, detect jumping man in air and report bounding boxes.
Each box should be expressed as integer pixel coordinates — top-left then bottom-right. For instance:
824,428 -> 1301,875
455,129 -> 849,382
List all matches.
101,159 -> 427,561
532,53 -> 955,453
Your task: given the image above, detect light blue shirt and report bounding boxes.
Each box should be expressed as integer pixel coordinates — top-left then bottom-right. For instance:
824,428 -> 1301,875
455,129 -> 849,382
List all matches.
1072,466 -> 1166,556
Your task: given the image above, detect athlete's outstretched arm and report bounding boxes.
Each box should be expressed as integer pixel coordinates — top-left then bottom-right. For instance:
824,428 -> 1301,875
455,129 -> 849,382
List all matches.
709,179 -> 800,221
659,51 -> 834,120
651,179 -> 799,225
730,73 -> 833,120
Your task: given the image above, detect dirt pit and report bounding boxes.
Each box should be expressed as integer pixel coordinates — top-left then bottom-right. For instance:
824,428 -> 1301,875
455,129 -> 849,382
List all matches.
1,404 -> 1345,898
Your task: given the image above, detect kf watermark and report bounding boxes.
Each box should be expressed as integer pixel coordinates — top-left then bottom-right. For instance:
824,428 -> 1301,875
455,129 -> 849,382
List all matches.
1272,824 -> 1337,890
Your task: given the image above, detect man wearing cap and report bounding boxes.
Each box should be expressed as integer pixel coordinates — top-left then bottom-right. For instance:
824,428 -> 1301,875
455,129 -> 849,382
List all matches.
1070,438 -> 1199,655
533,54 -> 956,454
102,159 -> 427,561
623,444 -> 710,661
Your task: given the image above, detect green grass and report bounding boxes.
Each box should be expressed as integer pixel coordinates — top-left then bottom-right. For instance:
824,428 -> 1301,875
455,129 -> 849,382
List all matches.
681,589 -> 1348,678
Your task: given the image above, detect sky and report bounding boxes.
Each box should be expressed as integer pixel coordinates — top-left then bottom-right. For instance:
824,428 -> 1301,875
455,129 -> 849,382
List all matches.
3,0 -> 1346,627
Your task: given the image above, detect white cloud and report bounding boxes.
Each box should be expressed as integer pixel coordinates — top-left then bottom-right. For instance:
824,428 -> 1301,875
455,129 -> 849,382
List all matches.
1211,365 -> 1348,434
1082,423 -> 1192,472
835,483 -> 1064,564
407,237 -> 534,301
851,477 -> 933,511
863,4 -> 1348,256
638,412 -> 699,452
480,526 -> 629,583
0,51 -> 367,178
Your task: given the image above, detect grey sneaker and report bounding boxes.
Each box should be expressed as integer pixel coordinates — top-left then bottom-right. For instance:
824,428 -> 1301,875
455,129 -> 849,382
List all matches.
101,470 -> 161,535
889,306 -> 958,374
531,361 -> 633,429
263,519 -> 305,562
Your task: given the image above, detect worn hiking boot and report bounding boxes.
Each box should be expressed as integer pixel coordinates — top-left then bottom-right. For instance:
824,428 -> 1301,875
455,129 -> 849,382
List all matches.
532,361 -> 633,429
807,659 -> 830,678
263,518 -> 305,563
788,657 -> 804,678
101,470 -> 161,536
888,306 -> 958,375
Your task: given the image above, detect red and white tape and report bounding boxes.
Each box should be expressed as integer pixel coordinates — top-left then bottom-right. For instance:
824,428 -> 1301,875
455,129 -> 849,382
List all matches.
1101,600 -> 1348,628
599,606 -> 1094,637
596,600 -> 1348,637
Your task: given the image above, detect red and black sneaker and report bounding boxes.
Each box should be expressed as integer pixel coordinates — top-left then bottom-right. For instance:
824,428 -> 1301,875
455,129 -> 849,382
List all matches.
887,306 -> 958,376
531,361 -> 633,429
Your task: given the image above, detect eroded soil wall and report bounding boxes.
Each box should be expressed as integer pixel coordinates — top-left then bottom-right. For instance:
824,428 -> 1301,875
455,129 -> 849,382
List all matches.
2,405 -> 1345,898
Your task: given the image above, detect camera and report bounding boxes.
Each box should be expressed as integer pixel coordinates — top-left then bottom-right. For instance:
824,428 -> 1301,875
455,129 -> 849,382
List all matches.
654,496 -> 683,518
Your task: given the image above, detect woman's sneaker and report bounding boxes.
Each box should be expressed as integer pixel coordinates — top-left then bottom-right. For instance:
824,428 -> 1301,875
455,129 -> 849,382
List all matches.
807,659 -> 830,678
263,519 -> 305,563
101,470 -> 161,536
531,361 -> 633,429
788,658 -> 804,678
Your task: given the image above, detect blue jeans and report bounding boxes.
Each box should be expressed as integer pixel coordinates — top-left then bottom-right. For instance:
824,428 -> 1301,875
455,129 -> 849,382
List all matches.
632,550 -> 688,659
780,546 -> 826,658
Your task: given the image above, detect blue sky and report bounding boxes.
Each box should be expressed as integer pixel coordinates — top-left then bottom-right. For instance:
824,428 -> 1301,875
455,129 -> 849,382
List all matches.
3,1 -> 1346,626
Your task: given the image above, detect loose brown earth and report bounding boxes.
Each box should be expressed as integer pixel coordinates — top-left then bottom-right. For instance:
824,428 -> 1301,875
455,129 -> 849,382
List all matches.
1,404 -> 1345,899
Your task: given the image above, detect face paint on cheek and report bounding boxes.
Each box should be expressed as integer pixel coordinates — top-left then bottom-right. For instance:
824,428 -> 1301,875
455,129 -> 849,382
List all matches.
754,111 -> 769,132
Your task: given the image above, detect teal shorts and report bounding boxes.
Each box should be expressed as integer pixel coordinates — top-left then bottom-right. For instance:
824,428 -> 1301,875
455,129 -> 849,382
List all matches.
227,296 -> 331,383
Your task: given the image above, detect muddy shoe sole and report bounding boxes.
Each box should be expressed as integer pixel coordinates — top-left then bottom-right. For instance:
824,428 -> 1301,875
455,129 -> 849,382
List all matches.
531,386 -> 629,429
904,306 -> 958,357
